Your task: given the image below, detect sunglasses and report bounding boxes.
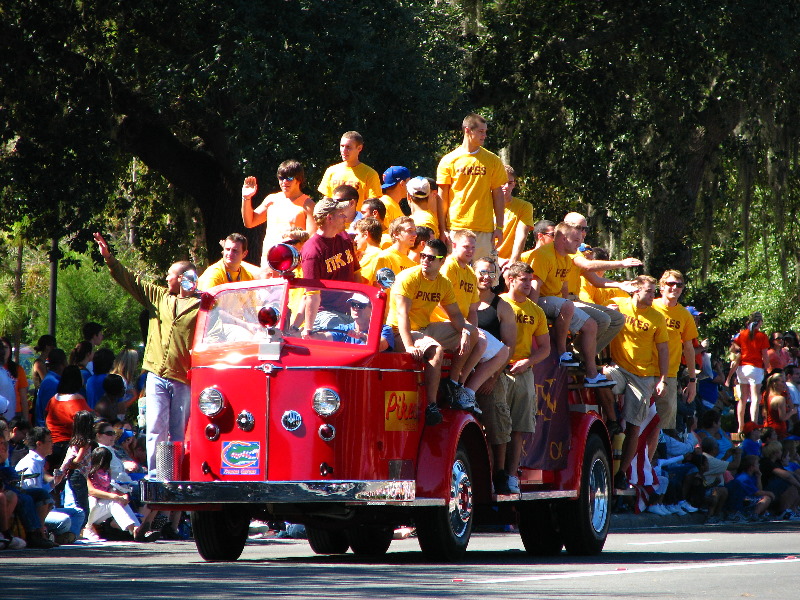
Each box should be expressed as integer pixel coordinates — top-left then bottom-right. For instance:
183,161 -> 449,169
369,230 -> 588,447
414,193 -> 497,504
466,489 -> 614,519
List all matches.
477,270 -> 497,277
419,252 -> 444,262
348,302 -> 368,309
664,281 -> 685,288
278,176 -> 296,182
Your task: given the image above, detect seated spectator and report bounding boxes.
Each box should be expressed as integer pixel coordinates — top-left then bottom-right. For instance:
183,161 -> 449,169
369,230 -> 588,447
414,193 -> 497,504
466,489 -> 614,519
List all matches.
85,347 -> 115,409
657,430 -> 702,514
739,422 -> 762,456
701,436 -> 741,488
725,455 -> 773,521
6,417 -> 31,467
763,371 -> 796,439
84,447 -> 150,542
15,426 -> 83,543
696,409 -> 734,460
760,440 -> 800,518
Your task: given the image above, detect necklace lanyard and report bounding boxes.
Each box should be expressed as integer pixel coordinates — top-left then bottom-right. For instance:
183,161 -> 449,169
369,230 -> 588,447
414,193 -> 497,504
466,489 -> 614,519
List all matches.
225,269 -> 241,283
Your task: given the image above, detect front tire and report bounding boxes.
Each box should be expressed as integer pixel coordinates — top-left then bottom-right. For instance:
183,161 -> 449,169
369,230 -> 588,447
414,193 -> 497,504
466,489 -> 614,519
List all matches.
192,506 -> 250,562
416,445 -> 473,561
518,501 -> 563,556
307,526 -> 349,554
557,434 -> 611,555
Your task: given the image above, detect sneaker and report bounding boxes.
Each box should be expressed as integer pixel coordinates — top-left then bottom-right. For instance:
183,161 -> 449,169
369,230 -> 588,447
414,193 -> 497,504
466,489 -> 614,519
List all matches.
728,511 -> 747,523
0,534 -> 26,550
613,471 -> 630,490
81,528 -> 103,543
559,351 -> 580,368
439,379 -> 460,406
705,515 -> 722,524
507,475 -> 521,494
607,420 -> 623,437
26,532 -> 56,549
646,504 -> 669,516
425,403 -> 443,426
584,373 -> 616,388
678,500 -> 699,513
780,509 -> 795,521
452,386 -> 482,415
54,532 -> 77,545
161,523 -> 188,541
664,504 -> 687,516
493,470 -> 511,495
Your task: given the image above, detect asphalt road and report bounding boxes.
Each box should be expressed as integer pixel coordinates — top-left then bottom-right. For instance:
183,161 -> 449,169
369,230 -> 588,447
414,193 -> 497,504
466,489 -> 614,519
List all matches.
6,522 -> 800,600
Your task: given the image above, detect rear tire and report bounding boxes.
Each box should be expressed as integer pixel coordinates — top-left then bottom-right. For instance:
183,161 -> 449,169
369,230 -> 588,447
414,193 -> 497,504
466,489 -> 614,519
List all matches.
557,434 -> 610,555
306,526 -> 349,554
416,445 -> 473,561
518,501 -> 563,556
192,506 -> 250,562
346,524 -> 394,557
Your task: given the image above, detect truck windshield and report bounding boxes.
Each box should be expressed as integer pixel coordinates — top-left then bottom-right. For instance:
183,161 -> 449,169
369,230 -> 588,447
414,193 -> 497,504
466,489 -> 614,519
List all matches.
202,283 -> 286,344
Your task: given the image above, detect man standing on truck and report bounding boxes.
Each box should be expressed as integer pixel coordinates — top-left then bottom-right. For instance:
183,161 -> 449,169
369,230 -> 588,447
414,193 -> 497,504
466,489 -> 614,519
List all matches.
437,113 -> 507,259
606,275 -> 669,490
386,238 -> 481,426
93,233 -> 200,478
479,260 -> 550,494
318,131 -> 382,208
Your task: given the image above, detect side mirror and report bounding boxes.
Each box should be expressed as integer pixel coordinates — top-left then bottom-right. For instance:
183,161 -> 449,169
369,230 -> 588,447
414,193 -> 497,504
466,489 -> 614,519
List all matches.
375,267 -> 395,289
180,270 -> 198,294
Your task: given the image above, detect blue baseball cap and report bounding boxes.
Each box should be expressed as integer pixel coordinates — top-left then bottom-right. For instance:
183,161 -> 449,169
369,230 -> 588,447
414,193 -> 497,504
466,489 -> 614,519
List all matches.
686,306 -> 702,317
381,166 -> 411,189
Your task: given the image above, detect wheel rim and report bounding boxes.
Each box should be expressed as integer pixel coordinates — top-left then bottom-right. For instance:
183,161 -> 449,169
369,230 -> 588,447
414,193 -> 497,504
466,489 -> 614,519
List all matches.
588,456 -> 610,534
448,458 -> 473,538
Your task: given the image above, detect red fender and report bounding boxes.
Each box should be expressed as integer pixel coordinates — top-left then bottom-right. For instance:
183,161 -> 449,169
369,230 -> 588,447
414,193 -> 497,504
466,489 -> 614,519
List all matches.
552,412 -> 611,492
415,411 -> 492,503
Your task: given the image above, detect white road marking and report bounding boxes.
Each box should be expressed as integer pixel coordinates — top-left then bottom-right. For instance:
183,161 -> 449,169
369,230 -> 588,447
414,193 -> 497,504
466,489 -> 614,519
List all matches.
627,538 -> 712,546
469,557 -> 800,585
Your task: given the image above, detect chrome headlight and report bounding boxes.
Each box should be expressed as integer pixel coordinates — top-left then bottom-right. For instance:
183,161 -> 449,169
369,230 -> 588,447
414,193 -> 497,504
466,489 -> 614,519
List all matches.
313,388 -> 341,417
198,388 -> 225,417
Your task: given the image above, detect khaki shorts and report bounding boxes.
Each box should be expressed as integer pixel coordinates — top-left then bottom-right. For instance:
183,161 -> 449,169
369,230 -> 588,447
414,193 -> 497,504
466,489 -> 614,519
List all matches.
392,329 -> 440,355
477,370 -> 536,445
654,376 -> 678,429
537,296 -> 590,333
605,365 -> 655,427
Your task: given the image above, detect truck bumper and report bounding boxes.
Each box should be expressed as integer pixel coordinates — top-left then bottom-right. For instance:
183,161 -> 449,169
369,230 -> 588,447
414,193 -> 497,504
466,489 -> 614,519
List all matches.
141,479 -> 420,505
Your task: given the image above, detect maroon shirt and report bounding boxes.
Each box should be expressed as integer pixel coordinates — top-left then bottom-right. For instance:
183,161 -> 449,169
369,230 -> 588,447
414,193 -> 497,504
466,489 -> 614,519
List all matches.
301,233 -> 360,314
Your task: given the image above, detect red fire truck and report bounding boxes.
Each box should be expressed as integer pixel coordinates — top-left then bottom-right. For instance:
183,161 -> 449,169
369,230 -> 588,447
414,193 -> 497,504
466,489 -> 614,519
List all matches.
142,245 -> 613,561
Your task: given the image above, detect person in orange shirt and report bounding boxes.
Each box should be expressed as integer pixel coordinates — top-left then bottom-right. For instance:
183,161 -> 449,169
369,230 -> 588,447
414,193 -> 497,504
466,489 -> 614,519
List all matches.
728,312 -> 770,432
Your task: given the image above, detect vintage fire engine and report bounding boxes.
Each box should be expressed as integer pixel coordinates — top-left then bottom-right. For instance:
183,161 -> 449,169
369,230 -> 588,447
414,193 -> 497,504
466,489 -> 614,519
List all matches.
142,244 -> 613,561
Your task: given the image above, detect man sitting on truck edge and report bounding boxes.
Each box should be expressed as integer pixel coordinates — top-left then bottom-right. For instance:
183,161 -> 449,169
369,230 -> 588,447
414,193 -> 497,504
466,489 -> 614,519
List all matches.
197,233 -> 261,290
386,238 -> 480,426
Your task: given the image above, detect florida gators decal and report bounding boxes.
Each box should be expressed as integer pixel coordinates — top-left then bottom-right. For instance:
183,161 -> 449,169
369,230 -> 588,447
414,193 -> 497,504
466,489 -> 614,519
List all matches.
221,441 -> 261,475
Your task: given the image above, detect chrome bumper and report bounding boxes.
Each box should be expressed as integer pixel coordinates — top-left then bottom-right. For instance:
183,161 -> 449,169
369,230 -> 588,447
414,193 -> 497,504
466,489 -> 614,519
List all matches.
141,479 -> 419,505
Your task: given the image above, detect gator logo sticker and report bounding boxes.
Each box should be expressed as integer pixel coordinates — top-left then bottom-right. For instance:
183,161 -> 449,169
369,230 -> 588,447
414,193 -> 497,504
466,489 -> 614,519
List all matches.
385,390 -> 419,432
221,441 -> 261,475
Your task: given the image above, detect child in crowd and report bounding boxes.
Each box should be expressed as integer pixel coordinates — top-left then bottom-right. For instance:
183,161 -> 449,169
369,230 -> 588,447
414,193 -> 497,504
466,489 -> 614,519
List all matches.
59,410 -> 95,528
84,446 -> 149,542
739,422 -> 762,457
725,455 -> 773,521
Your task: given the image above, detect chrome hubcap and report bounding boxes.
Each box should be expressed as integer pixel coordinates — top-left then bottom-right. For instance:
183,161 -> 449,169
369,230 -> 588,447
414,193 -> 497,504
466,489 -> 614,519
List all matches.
448,459 -> 473,538
588,456 -> 609,533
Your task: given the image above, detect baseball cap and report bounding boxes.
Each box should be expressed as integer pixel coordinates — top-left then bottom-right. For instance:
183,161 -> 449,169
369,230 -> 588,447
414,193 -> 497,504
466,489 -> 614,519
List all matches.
406,176 -> 431,199
381,166 -> 411,189
346,292 -> 370,305
686,306 -> 702,317
313,197 -> 351,219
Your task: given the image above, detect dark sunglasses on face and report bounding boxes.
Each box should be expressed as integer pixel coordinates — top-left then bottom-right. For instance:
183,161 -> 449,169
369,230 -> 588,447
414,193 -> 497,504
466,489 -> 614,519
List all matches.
419,252 -> 444,262
278,176 -> 295,182
349,302 -> 368,310
664,281 -> 685,288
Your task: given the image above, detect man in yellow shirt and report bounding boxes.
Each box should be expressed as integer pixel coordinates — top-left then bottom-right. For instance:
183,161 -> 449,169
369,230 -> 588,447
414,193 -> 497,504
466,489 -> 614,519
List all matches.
437,114 -> 507,259
379,166 -> 410,229
352,217 -> 383,285
606,275 -> 669,490
488,261 -> 551,494
318,131 -> 382,208
197,233 -> 261,290
527,223 -> 629,387
372,217 -> 418,277
432,230 -> 510,413
386,239 -> 479,426
406,176 -> 441,239
496,165 -> 534,265
651,270 -> 698,438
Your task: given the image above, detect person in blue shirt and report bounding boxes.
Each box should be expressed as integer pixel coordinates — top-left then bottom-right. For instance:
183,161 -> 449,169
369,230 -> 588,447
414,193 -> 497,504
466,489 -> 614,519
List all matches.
34,349 -> 66,427
315,292 -> 394,351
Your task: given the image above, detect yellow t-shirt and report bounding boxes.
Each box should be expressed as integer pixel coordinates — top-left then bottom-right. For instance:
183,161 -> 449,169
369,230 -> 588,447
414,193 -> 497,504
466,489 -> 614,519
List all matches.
373,247 -> 416,277
431,256 -> 479,322
198,259 -> 261,290
610,296 -> 669,377
358,245 -> 382,285
527,243 -> 576,298
496,197 -> 534,260
501,293 -> 549,363
317,162 -> 382,208
436,146 -> 507,232
651,300 -> 699,377
380,195 -> 405,230
386,265 -> 457,331
578,276 -> 628,306
379,233 -> 392,249
410,208 -> 439,238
